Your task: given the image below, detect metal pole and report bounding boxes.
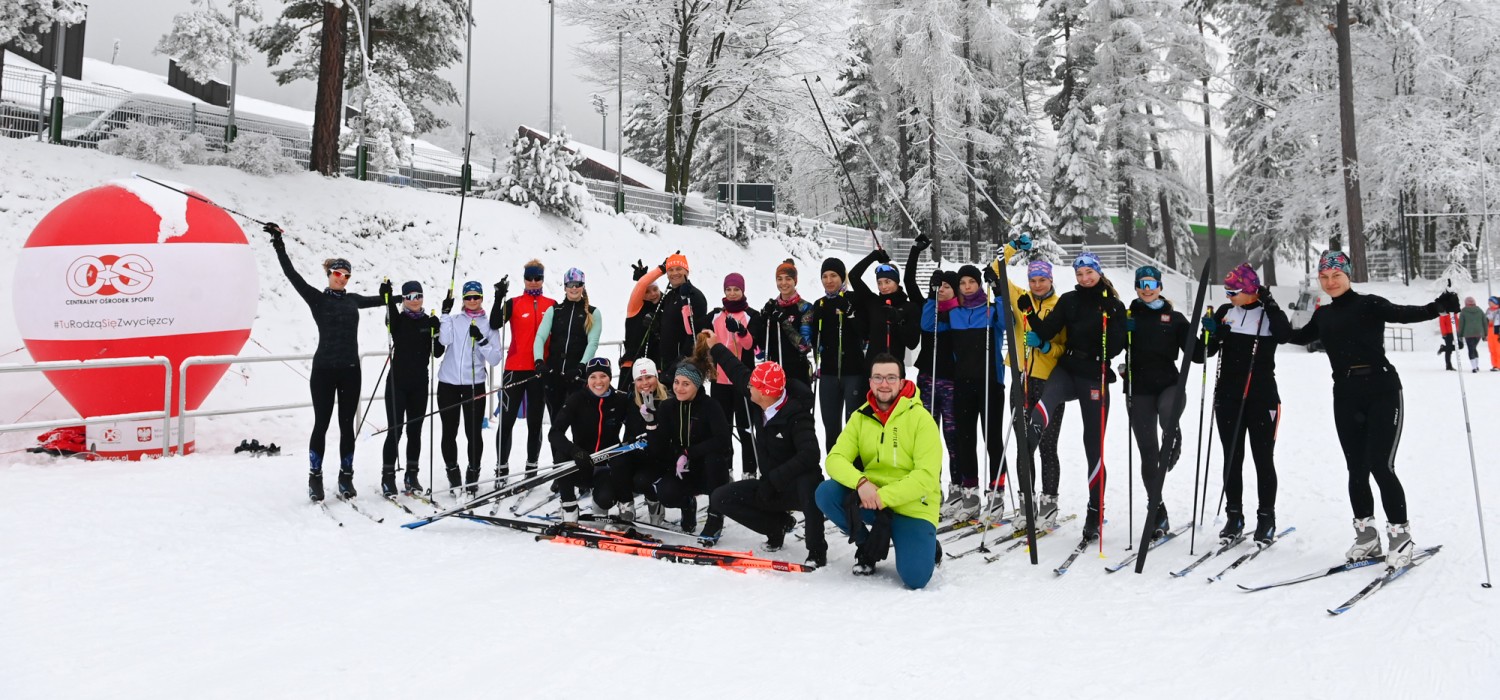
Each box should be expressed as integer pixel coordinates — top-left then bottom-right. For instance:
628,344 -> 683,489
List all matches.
356,0 -> 370,180
1481,131 -> 1493,298
548,0 -> 555,136
227,11 -> 239,145
462,0 -> 474,193
731,112 -> 738,209
49,19 -> 65,144
616,30 -> 624,213
1199,16 -> 1217,280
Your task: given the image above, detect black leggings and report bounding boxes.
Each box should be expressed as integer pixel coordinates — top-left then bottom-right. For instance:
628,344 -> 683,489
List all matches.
382,377 -> 428,467
1216,395 -> 1279,514
497,369 -> 545,465
1029,370 -> 1108,515
309,364 -> 361,472
711,382 -> 755,476
951,379 -> 1006,489
1018,377 -> 1065,496
711,473 -> 826,556
438,382 -> 485,468
1334,385 -> 1407,523
1128,390 -> 1174,497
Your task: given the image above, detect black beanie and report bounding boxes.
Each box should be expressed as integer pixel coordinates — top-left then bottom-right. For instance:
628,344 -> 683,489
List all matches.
939,270 -> 960,290
821,257 -> 847,281
958,264 -> 983,284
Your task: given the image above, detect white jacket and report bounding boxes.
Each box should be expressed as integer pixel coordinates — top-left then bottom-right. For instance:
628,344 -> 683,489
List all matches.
438,312 -> 503,385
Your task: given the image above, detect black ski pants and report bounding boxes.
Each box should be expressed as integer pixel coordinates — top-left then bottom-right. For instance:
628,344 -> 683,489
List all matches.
711,382 -> 757,477
555,453 -> 635,511
382,376 -> 428,467
1333,381 -> 1408,523
650,455 -> 730,520
711,473 -> 827,556
309,364 -> 361,472
1215,394 -> 1279,515
438,382 -> 485,468
1029,370 -> 1108,516
818,374 -> 866,452
951,378 -> 1007,490
1016,376 -> 1065,497
1128,389 -> 1177,501
497,369 -> 545,466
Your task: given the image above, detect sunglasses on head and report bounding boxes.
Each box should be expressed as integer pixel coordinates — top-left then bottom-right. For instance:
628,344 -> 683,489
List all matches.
1138,279 -> 1161,291
403,292 -> 423,301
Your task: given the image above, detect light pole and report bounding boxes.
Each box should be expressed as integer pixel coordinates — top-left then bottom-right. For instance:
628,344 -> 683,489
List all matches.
226,10 -> 239,145
592,93 -> 607,149
615,30 -> 623,213
548,0 -> 555,136
461,0 -> 474,193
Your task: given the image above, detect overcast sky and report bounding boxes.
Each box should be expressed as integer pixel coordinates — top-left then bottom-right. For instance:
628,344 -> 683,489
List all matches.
81,1 -> 614,153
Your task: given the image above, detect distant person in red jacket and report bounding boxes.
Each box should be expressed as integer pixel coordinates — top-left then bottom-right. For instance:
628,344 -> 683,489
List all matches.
1438,313 -> 1456,371
490,259 -> 557,481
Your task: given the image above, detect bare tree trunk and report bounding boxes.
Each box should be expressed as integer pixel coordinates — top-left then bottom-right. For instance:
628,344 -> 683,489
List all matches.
310,1 -> 347,175
1145,104 -> 1177,269
929,96 -> 941,262
898,108 -> 913,238
1333,0 -> 1368,281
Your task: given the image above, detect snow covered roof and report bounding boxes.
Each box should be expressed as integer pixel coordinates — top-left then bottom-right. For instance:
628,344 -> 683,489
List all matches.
519,124 -> 666,191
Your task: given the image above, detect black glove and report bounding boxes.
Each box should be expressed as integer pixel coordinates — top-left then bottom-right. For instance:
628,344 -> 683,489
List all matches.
572,448 -> 595,472
494,275 -> 509,299
724,316 -> 745,335
632,260 -> 648,281
755,478 -> 777,504
427,314 -> 441,331
873,248 -> 891,264
1258,285 -> 1277,309
378,279 -> 393,299
441,293 -> 454,315
534,358 -> 548,375
983,263 -> 1001,289
1016,294 -> 1033,314
263,222 -> 285,252
1436,290 -> 1461,314
469,324 -> 485,344
912,233 -> 931,252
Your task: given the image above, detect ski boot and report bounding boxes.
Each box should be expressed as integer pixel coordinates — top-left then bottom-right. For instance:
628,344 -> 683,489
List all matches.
852,559 -> 877,576
615,497 -> 636,524
982,489 -> 1006,521
1036,494 -> 1059,530
953,487 -> 981,521
494,464 -> 510,487
805,552 -> 827,570
1080,506 -> 1102,545
591,499 -> 608,518
764,513 -> 795,551
698,513 -> 724,544
308,471 -> 325,502
524,461 -> 539,479
445,465 -> 463,491
939,484 -> 964,520
681,496 -> 698,534
1253,510 -> 1276,545
1219,508 -> 1245,543
1346,517 -> 1383,561
403,464 -> 423,495
336,469 -> 357,500
1386,522 -> 1414,568
560,500 -> 579,524
464,465 -> 481,496
380,465 -> 398,499
1151,503 -> 1171,542
646,499 -> 665,527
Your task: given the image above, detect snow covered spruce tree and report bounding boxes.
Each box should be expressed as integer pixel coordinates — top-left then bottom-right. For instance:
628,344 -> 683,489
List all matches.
0,0 -> 85,89
253,0 -> 466,175
154,0 -> 261,84
1033,0 -> 1106,244
487,129 -> 593,225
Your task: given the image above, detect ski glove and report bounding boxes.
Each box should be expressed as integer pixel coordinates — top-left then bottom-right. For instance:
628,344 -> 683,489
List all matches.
572,448 -> 595,473
469,324 -> 486,345
675,453 -> 690,477
912,233 -> 932,252
1124,316 -> 1136,333
724,316 -> 747,336
441,294 -> 454,315
873,248 -> 892,264
983,264 -> 1001,289
631,260 -> 648,281
1013,233 -> 1033,252
1024,331 -> 1049,353
494,276 -> 509,299
1436,290 -> 1461,314
379,279 -> 393,299
263,222 -> 285,252
1201,314 -> 1220,334
639,402 -> 656,423
1258,286 -> 1278,309
534,359 -> 549,375
1016,294 -> 1033,314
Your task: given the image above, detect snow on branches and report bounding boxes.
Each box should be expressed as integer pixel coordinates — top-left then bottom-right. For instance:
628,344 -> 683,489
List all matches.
154,0 -> 262,84
0,0 -> 85,50
486,129 -> 593,225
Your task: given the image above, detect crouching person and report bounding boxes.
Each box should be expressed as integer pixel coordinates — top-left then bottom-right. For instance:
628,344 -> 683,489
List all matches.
815,353 -> 942,589
701,331 -> 827,568
547,358 -> 637,522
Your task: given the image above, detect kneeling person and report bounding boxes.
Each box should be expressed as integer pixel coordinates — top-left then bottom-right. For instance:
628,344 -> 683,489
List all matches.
548,358 -> 637,522
815,353 -> 942,589
702,331 -> 826,568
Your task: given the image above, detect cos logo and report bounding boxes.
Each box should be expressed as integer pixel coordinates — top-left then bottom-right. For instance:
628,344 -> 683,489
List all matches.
67,254 -> 155,297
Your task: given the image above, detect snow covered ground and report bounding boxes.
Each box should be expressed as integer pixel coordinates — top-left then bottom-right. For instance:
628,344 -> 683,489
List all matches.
3,138 -> 1499,698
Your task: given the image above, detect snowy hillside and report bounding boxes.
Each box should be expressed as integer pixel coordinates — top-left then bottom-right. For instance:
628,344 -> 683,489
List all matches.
3,139 -> 1499,697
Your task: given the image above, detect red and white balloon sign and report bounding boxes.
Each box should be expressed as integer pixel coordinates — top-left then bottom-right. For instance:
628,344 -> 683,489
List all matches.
12,179 -> 258,458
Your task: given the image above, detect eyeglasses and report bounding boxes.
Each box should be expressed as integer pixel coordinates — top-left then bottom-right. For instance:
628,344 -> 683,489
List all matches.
1137,279 -> 1160,291
524,275 -> 543,282
463,294 -> 483,301
329,270 -> 350,279
869,374 -> 902,385
403,292 -> 423,301
564,282 -> 584,289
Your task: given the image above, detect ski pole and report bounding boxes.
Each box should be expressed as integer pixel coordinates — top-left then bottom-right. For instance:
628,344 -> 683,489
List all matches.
1198,307 -> 1224,531
1214,310 -> 1268,522
369,374 -> 539,438
808,76 -> 924,237
1097,294 -> 1110,556
130,173 -> 271,226
802,77 -> 881,249
428,310 -> 438,497
1447,288 -> 1493,588
1188,308 -> 1213,555
1125,309 -> 1135,550
356,278 -> 394,436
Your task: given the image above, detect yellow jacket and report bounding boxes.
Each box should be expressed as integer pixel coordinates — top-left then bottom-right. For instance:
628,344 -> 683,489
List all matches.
991,244 -> 1066,380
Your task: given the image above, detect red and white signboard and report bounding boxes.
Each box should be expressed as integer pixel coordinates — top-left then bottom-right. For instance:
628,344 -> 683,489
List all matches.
12,180 -> 258,459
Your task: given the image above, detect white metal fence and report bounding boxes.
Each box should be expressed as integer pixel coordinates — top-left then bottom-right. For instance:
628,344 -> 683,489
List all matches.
0,357 -> 173,448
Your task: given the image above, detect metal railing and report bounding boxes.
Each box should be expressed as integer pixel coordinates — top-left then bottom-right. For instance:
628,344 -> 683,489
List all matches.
1058,243 -> 1187,278
1385,327 -> 1414,352
0,357 -> 173,449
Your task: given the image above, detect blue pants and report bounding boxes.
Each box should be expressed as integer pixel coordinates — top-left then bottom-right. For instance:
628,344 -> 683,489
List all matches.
815,480 -> 937,589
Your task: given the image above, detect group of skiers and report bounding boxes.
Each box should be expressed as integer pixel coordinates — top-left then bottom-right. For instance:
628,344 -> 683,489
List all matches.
1437,294 -> 1500,372
269,217 -> 1461,587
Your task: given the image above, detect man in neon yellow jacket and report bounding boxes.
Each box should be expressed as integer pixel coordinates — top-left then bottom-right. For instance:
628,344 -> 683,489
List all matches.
815,353 -> 943,588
